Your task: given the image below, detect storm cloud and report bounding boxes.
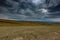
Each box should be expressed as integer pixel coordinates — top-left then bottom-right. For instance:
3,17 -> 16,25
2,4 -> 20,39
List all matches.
0,0 -> 60,22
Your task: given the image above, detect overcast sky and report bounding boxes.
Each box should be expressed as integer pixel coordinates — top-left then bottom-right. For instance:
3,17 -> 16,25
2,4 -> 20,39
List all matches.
0,0 -> 60,22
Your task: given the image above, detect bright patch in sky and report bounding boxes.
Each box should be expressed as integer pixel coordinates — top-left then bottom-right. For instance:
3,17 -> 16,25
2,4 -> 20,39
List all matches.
32,0 -> 45,5
48,18 -> 60,22
41,9 -> 48,13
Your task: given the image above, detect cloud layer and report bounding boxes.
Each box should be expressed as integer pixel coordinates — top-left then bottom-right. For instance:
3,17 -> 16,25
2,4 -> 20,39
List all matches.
0,0 -> 60,22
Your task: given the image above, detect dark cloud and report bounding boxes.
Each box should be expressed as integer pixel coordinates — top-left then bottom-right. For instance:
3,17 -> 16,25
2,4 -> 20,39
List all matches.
0,0 -> 60,22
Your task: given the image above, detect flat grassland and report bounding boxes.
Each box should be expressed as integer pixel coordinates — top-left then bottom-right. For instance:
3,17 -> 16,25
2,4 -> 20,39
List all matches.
0,19 -> 60,40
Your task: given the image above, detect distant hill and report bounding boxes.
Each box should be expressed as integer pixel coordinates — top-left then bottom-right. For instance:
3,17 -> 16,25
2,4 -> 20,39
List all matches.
0,19 -> 60,26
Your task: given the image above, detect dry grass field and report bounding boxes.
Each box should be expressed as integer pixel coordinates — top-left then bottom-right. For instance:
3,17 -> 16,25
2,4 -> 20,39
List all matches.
0,19 -> 60,40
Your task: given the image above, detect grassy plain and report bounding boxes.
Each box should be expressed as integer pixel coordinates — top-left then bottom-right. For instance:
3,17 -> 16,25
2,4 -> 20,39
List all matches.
0,19 -> 60,40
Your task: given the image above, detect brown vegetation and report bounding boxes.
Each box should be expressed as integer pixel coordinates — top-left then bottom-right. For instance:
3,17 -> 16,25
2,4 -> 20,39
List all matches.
0,19 -> 60,40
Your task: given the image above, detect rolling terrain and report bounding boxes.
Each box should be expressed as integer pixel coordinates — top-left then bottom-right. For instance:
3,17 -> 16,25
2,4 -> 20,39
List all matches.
0,19 -> 60,40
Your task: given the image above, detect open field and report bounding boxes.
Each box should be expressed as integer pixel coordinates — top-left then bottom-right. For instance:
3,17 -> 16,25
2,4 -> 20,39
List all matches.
0,19 -> 60,40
